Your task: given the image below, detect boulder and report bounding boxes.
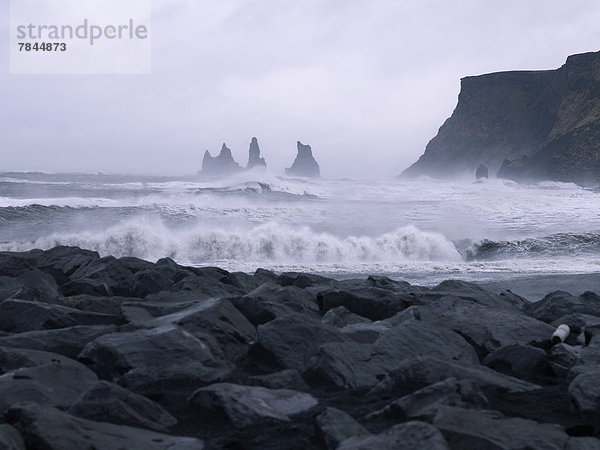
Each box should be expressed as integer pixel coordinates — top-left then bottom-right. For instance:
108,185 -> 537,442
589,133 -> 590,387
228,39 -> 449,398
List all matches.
285,141 -> 320,178
131,257 -> 184,298
53,294 -> 135,316
230,283 -> 319,326
147,297 -> 255,363
372,356 -> 542,395
425,280 -> 528,310
248,369 -> 309,391
0,424 -> 25,450
0,358 -> 98,412
201,143 -> 241,176
483,344 -> 549,380
566,438 -> 600,450
338,421 -> 450,450
316,407 -> 369,450
0,325 -> 116,359
525,291 -> 600,323
433,406 -> 570,449
476,164 -> 489,179
0,299 -> 120,333
321,306 -> 372,328
419,296 -> 555,355
0,252 -> 37,278
246,137 -> 267,169
78,325 -> 232,399
67,380 -> 177,432
549,343 -> 582,375
316,288 -> 414,321
569,367 -> 600,414
0,269 -> 61,302
60,256 -> 135,297
0,346 -> 90,374
366,378 -> 488,423
304,321 -> 478,389
6,402 -> 204,450
249,314 -> 348,372
188,383 -> 318,427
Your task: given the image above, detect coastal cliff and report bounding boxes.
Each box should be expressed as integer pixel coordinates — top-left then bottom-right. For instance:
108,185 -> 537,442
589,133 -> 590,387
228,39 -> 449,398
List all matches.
403,51 -> 600,183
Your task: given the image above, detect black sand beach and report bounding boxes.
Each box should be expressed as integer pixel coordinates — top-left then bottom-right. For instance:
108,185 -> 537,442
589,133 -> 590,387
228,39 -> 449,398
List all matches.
0,246 -> 599,449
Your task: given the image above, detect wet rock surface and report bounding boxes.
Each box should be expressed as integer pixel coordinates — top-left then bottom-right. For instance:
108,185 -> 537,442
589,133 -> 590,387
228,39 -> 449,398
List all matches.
0,246 -> 599,448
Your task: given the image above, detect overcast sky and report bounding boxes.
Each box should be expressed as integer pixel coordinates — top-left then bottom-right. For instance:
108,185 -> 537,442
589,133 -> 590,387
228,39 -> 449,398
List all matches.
2,0 -> 599,178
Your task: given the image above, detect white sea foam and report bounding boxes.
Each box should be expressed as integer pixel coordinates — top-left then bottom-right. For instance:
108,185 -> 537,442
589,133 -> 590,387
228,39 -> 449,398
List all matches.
0,219 -> 462,264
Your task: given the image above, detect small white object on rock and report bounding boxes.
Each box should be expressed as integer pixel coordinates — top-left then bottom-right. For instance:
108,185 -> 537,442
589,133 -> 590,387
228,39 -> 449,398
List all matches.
552,324 -> 570,344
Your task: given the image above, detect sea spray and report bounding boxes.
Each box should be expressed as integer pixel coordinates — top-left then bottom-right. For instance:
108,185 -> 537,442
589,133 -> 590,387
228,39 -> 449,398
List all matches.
0,219 -> 462,264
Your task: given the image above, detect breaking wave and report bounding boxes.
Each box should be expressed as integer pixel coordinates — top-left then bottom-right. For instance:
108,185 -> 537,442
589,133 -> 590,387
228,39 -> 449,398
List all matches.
459,231 -> 600,260
0,220 -> 462,264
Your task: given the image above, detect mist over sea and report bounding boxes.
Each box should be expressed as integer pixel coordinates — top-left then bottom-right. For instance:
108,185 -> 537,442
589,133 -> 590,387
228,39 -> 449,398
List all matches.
1,171 -> 599,286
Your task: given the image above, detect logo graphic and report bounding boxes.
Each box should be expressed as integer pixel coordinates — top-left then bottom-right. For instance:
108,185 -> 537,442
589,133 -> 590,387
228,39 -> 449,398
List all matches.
10,0 -> 152,74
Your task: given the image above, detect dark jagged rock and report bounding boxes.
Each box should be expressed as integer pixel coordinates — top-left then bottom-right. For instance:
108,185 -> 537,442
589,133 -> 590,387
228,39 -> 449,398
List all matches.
230,283 -> 319,326
304,321 -> 478,389
0,269 -> 61,302
147,297 -> 256,363
0,299 -> 121,333
6,402 -> 204,450
316,408 -> 369,450
200,143 -> 242,176
67,380 -> 177,432
316,287 -> 415,321
337,421 -> 450,450
476,164 -> 489,179
0,362 -> 98,412
569,367 -> 600,414
525,290 -> 600,323
372,356 -> 542,395
249,314 -> 348,372
417,296 -> 555,355
403,51 -> 600,184
0,325 -> 116,359
248,369 -> 309,392
0,247 -> 600,448
285,141 -> 320,178
188,383 -> 318,426
433,406 -> 573,449
0,424 -> 25,450
78,325 -> 233,400
246,137 -> 267,169
483,344 -> 549,380
366,378 -> 488,423
0,347 -> 98,412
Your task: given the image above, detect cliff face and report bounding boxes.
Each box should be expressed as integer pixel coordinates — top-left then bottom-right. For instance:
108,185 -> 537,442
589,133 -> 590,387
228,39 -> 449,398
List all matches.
403,51 -> 600,183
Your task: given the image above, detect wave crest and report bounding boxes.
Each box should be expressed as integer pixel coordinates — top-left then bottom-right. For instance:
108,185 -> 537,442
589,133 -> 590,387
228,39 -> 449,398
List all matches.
0,220 -> 461,265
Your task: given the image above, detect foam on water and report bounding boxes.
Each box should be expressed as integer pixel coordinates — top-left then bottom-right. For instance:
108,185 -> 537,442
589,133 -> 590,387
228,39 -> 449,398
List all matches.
0,219 -> 461,264
1,172 -> 600,279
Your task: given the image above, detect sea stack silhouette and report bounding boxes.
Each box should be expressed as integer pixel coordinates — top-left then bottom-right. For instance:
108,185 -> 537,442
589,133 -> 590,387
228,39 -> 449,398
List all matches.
285,141 -> 320,178
201,143 -> 241,176
246,137 -> 267,169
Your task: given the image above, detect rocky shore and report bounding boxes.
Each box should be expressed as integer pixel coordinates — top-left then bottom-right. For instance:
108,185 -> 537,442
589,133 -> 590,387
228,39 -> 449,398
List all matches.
0,247 -> 599,449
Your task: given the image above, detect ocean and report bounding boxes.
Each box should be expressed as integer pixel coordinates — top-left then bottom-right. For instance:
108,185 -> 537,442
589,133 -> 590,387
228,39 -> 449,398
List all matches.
1,170 -> 599,288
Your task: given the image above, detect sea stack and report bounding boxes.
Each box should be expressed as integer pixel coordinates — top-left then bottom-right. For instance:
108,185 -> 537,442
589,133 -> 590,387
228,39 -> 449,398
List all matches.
285,141 -> 320,178
246,137 -> 267,169
476,164 -> 489,179
201,143 -> 241,176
